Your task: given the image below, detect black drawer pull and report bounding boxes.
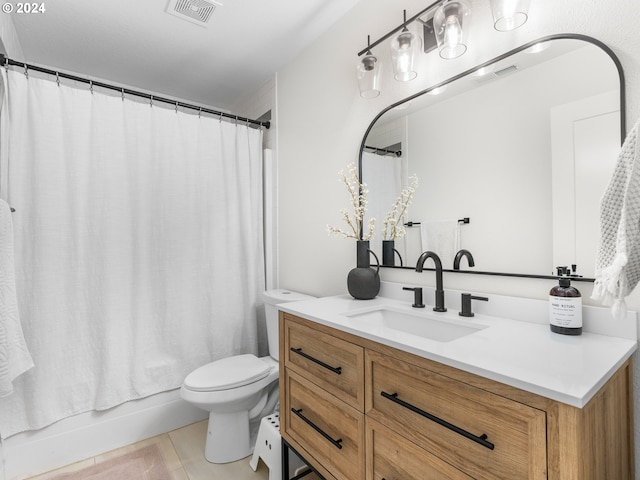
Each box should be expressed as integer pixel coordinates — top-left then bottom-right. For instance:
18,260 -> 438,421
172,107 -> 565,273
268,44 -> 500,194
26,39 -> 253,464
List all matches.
381,391 -> 495,450
290,347 -> 342,374
291,408 -> 343,449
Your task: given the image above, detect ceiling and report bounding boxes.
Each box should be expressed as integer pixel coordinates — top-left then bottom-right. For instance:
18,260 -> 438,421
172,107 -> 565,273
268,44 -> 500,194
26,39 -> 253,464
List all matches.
9,0 -> 360,111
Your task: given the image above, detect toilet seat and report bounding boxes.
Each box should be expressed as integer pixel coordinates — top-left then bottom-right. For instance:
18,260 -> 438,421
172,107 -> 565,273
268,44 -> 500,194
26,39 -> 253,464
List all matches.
183,354 -> 271,392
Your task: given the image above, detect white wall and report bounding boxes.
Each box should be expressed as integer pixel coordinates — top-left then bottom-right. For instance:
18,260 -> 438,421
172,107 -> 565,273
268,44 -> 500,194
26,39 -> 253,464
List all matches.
276,0 -> 640,471
0,14 -> 23,58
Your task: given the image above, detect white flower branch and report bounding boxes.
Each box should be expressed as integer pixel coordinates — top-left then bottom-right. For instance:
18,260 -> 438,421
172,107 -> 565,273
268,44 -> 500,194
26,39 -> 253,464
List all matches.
382,174 -> 418,240
327,163 -> 375,240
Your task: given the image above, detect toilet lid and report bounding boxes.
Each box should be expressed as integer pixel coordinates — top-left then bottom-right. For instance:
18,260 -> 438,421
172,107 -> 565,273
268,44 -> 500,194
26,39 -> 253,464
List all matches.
184,354 -> 271,392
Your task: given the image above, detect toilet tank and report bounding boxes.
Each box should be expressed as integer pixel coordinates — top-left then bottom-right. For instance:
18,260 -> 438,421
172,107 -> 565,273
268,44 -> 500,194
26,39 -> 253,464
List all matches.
263,289 -> 315,361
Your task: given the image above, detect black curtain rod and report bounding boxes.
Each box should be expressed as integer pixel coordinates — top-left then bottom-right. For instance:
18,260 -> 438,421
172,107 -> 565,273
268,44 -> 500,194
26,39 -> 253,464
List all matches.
364,145 -> 402,157
0,55 -> 270,129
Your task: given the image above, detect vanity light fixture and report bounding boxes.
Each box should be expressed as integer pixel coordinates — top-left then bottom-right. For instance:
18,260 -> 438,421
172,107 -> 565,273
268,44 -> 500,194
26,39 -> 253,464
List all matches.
357,35 -> 382,98
356,0 -> 533,98
489,0 -> 530,32
433,0 -> 470,59
390,10 -> 421,82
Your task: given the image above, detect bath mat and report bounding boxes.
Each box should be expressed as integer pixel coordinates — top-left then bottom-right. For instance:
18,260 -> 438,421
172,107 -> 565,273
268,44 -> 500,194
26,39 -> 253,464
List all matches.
48,444 -> 171,480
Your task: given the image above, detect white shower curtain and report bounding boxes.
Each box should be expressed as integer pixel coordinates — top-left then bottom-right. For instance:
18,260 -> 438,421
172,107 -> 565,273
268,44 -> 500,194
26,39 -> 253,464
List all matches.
0,68 -> 265,437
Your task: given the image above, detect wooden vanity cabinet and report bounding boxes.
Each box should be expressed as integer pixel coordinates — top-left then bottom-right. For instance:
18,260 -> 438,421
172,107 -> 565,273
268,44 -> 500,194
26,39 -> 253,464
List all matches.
279,312 -> 634,480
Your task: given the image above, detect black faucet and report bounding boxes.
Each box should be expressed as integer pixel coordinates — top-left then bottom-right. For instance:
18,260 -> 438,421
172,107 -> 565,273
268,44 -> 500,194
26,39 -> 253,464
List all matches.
402,286 -> 425,308
453,249 -> 475,270
459,293 -> 488,317
415,251 -> 446,312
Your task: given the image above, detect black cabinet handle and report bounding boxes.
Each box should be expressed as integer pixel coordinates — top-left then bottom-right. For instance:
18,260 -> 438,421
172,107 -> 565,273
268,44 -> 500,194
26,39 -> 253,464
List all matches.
290,347 -> 342,374
381,391 -> 494,450
291,408 -> 343,450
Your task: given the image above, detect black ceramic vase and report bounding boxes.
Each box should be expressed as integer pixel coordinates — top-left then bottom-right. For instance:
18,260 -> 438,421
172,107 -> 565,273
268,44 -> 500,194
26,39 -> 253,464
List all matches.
347,240 -> 380,300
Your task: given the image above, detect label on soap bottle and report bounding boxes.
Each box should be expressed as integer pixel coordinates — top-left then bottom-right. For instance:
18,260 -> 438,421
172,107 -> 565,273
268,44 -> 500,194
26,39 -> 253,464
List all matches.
549,296 -> 583,328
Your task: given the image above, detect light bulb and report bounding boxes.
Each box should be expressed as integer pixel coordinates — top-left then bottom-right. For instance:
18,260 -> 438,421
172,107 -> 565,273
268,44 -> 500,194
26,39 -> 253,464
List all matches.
390,28 -> 420,81
357,51 -> 381,98
434,1 -> 469,59
444,16 -> 462,48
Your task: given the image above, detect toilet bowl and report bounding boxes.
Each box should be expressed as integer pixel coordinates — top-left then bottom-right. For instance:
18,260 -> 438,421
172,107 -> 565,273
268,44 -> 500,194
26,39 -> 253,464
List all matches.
179,289 -> 314,464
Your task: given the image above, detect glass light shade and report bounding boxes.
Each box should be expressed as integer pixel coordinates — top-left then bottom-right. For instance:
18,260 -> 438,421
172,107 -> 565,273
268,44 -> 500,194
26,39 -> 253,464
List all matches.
490,0 -> 530,32
357,52 -> 381,98
433,1 -> 470,60
390,28 -> 421,82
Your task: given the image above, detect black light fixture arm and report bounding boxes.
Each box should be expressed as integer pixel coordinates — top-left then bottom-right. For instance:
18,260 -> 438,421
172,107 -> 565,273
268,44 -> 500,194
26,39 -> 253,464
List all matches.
0,54 -> 270,129
357,0 -> 441,56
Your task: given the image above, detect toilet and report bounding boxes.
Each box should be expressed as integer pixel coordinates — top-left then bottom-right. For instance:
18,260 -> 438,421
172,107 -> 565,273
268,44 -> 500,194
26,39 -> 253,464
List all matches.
180,289 -> 314,464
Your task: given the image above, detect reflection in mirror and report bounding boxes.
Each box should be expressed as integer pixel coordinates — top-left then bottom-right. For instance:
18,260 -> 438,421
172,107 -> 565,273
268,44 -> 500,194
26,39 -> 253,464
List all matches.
360,36 -> 623,280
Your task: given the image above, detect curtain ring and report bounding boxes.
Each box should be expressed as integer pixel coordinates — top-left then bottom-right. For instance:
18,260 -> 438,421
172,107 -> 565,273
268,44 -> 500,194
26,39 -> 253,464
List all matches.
198,107 -> 202,119
175,101 -> 178,114
56,71 -> 60,87
150,95 -> 153,108
23,64 -> 28,78
121,88 -> 125,101
89,80 -> 93,94
4,57 -> 8,72
234,116 -> 238,125
218,112 -> 222,123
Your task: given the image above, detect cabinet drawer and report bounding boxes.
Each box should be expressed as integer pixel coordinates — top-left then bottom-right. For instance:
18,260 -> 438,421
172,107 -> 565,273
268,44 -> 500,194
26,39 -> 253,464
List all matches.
283,370 -> 364,480
367,418 -> 473,480
366,350 -> 547,480
283,314 -> 364,409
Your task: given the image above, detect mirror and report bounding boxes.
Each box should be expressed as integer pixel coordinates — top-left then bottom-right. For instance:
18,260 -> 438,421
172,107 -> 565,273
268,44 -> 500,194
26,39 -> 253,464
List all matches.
360,35 -> 624,280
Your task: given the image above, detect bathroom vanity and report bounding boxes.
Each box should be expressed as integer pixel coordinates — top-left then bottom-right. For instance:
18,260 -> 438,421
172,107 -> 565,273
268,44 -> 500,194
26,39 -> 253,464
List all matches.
278,291 -> 636,480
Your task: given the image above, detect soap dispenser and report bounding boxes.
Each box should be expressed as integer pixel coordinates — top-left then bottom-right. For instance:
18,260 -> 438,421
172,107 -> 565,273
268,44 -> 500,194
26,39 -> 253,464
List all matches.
549,273 -> 582,335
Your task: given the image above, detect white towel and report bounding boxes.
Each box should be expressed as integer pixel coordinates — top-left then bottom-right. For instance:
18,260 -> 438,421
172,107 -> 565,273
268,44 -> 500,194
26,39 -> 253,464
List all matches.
592,118 -> 640,319
420,220 -> 460,268
0,198 -> 33,397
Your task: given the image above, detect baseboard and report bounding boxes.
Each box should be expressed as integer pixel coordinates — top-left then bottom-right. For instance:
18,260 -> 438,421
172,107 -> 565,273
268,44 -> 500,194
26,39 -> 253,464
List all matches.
4,389 -> 208,479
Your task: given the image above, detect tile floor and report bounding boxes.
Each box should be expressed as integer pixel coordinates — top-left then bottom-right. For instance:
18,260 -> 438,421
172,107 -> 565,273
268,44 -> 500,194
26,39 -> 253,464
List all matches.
25,420 -> 320,480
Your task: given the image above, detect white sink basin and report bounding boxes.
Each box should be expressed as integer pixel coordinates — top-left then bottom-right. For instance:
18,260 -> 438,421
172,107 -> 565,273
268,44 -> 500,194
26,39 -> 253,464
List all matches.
344,305 -> 487,342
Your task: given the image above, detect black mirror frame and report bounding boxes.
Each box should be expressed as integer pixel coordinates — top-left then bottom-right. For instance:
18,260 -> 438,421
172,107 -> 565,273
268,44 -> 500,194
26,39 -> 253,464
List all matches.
358,33 -> 625,282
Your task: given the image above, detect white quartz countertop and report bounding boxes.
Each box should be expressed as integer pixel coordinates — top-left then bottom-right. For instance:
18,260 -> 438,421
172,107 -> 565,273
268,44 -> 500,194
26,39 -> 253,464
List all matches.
278,294 -> 637,408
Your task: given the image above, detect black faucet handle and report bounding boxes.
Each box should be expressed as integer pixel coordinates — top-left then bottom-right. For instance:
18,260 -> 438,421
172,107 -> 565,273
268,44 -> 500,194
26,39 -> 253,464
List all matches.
459,293 -> 488,317
403,286 -> 425,308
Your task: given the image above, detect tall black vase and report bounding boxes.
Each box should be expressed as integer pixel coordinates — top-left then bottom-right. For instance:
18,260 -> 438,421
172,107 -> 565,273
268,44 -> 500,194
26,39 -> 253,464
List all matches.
347,240 -> 380,300
382,240 -> 404,267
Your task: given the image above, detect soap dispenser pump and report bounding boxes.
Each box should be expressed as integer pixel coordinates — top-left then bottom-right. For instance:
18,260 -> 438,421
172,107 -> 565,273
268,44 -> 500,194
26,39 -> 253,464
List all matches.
549,274 -> 582,335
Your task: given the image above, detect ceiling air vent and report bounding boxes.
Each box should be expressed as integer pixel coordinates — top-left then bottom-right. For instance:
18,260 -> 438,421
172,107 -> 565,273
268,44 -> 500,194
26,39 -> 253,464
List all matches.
472,64 -> 519,85
495,64 -> 519,77
165,0 -> 222,27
